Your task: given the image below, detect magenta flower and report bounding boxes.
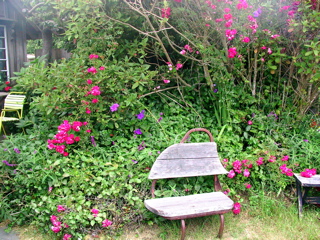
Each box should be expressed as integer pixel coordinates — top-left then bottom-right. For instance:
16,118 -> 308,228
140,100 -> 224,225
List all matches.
163,79 -> 170,84
161,7 -> 171,18
233,202 -> 241,215
87,67 -> 97,74
281,155 -> 289,161
184,44 -> 193,52
63,234 -> 72,240
180,49 -> 186,55
268,155 -> 276,163
256,157 -> 264,166
243,169 -> 250,177
247,120 -> 253,125
57,205 -> 66,213
110,103 -> 120,112
227,170 -> 236,178
87,79 -> 93,84
301,168 -> 317,178
91,208 -> 99,217
89,54 -> 99,59
242,37 -> 250,43
245,183 -> 252,189
86,108 -> 91,114
176,63 -> 183,70
91,86 -> 101,96
51,226 -> 61,233
224,13 -> 233,21
99,66 -> 105,70
224,8 -> 231,13
228,47 -> 237,58
92,99 -> 98,103
102,219 -> 113,227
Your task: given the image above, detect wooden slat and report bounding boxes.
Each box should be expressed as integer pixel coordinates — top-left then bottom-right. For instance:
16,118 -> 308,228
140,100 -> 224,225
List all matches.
148,158 -> 228,179
144,192 -> 234,219
157,142 -> 218,160
294,173 -> 320,187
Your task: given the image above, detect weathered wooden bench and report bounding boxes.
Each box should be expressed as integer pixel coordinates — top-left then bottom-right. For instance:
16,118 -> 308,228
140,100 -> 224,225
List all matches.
144,128 -> 234,240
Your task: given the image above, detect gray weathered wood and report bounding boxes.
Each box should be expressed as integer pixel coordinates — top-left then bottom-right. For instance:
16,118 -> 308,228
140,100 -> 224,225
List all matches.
149,158 -> 228,179
157,142 -> 218,160
294,173 -> 320,187
144,192 -> 234,220
148,142 -> 228,179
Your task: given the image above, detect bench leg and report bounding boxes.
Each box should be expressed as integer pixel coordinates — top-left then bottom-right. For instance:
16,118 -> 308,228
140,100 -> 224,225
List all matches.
217,214 -> 224,238
180,219 -> 186,240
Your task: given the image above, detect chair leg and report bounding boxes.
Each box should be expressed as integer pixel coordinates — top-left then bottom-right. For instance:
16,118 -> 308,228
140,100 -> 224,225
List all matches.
217,214 -> 224,238
180,219 -> 186,240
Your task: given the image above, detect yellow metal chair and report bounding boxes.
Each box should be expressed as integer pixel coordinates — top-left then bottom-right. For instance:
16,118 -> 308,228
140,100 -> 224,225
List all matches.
0,92 -> 26,135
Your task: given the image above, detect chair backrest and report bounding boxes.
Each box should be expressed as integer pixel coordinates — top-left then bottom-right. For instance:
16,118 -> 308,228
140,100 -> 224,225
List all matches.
3,92 -> 26,110
148,141 -> 228,180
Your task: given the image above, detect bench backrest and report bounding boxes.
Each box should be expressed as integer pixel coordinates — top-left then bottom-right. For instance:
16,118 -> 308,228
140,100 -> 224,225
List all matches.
148,141 -> 228,180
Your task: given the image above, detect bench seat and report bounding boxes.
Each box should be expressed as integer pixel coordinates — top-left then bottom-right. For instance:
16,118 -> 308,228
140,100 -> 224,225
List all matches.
145,192 -> 234,220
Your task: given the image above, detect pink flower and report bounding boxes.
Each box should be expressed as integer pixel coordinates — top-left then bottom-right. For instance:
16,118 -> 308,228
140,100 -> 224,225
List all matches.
271,34 -> 280,39
227,170 -> 236,178
184,44 -> 193,52
163,79 -> 170,84
57,205 -> 66,213
224,8 -> 231,13
51,226 -> 61,233
245,183 -> 252,189
48,186 -> 53,192
50,215 -> 58,223
233,202 -> 241,215
242,37 -> 250,43
161,7 -> 171,18
247,120 -> 253,125
301,169 -> 317,178
102,219 -> 113,227
256,157 -> 264,166
175,0 -> 182,2
180,49 -> 186,55
279,6 -> 291,12
99,66 -> 105,70
110,103 -> 120,112
228,47 -> 237,58
86,108 -> 91,114
91,86 -> 101,96
86,129 -> 91,133
211,4 -> 216,9
92,99 -> 98,103
176,63 -> 183,70
243,169 -> 250,177
89,54 -> 99,59
281,155 -> 289,161
225,29 -> 237,40
87,67 -> 97,74
91,208 -> 99,217
261,46 -> 267,50
224,13 -> 232,20
268,155 -> 276,162
225,20 -> 233,28
63,234 -> 72,240
215,18 -> 223,22
267,48 -> 272,54
87,79 -> 93,84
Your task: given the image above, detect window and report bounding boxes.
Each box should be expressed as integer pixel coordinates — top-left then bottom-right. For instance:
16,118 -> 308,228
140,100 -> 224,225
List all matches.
0,1 -> 6,18
0,25 -> 9,82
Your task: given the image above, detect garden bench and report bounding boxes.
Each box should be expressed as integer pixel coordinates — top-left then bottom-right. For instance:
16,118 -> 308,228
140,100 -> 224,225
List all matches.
294,173 -> 320,218
144,128 -> 234,240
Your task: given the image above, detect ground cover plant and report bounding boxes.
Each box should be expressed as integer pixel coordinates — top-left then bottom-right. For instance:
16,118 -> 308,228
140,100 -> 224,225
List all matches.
0,0 -> 319,239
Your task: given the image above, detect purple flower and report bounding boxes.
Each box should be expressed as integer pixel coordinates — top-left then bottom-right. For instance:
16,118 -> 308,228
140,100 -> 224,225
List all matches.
134,129 -> 142,135
157,117 -> 163,122
132,159 -> 138,164
138,141 -> 146,151
2,160 -> 17,167
213,89 -> 218,93
14,148 -> 20,154
91,136 -> 96,146
303,139 -> 309,142
110,103 -> 120,112
253,7 -> 262,18
136,110 -> 145,120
